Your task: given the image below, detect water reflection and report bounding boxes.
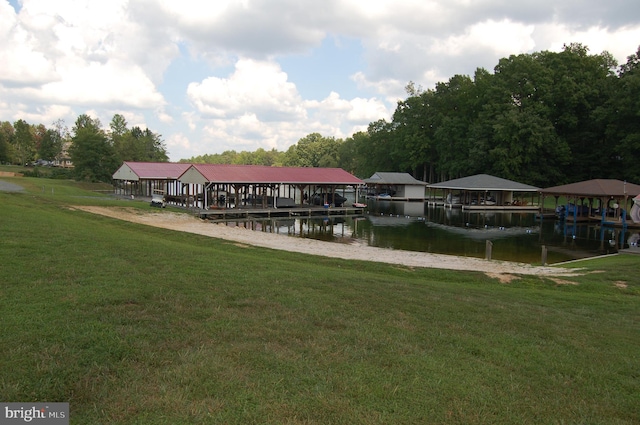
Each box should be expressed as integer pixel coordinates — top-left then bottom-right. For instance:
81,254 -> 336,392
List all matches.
220,199 -> 634,264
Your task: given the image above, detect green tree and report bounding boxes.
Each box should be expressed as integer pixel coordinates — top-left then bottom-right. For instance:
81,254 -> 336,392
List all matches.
540,43 -> 617,180
69,114 -> 119,182
392,89 -> 437,180
0,121 -> 14,163
109,114 -> 129,162
337,133 -> 359,174
108,113 -> 169,163
38,121 -> 65,162
12,119 -> 36,165
283,133 -> 340,167
362,119 -> 397,176
607,46 -> 640,182
431,74 -> 481,180
467,52 -> 572,186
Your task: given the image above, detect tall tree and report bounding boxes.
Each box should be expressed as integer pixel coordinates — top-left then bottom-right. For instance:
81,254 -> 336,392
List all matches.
12,119 -> 36,165
69,114 -> 118,182
468,52 -> 572,186
540,43 -> 618,180
110,114 -> 129,162
432,74 -> 479,180
392,89 -> 436,180
363,119 -> 396,176
0,121 -> 14,164
283,133 -> 340,167
603,46 -> 640,182
37,128 -> 63,162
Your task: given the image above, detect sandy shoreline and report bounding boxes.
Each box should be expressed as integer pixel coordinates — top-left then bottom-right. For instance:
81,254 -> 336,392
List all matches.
72,206 -> 585,280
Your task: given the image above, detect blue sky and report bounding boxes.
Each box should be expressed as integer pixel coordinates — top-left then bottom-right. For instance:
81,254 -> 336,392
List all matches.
1,0 -> 639,161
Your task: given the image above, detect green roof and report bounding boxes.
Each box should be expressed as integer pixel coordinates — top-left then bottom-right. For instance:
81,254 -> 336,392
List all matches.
364,172 -> 427,186
428,174 -> 539,192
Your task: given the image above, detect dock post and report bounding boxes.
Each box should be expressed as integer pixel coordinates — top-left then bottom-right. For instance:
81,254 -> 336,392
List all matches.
485,240 -> 493,260
541,245 -> 548,266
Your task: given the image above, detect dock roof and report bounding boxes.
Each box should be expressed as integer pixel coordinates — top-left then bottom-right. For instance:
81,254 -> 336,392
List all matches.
541,179 -> 640,198
112,161 -> 191,181
428,174 -> 539,192
364,172 -> 427,186
178,163 -> 363,185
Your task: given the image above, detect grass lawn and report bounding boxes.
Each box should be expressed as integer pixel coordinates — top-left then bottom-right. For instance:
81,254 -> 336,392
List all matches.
1,177 -> 639,424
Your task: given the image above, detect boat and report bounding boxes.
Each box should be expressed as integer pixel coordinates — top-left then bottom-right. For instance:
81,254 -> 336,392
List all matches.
311,192 -> 347,207
352,202 -> 367,208
243,195 -> 296,208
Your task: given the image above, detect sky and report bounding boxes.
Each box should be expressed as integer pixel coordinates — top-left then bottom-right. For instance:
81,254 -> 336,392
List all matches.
1,0 -> 639,161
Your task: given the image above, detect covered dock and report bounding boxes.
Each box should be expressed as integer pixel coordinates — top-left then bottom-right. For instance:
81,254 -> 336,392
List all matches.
112,162 -> 365,214
363,172 -> 427,201
427,174 -> 540,210
112,162 -> 191,198
540,179 -> 640,227
177,163 -> 363,210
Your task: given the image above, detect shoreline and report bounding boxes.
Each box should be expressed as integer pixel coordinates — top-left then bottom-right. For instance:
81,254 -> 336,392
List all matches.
75,206 -> 583,279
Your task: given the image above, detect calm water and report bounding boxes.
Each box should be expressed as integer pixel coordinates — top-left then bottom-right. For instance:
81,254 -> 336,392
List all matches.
221,198 -> 635,264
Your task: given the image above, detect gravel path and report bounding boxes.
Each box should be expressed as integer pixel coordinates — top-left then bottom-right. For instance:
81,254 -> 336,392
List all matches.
0,180 -> 24,192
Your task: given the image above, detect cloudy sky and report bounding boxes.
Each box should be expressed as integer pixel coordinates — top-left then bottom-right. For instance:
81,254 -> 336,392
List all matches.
2,0 -> 639,161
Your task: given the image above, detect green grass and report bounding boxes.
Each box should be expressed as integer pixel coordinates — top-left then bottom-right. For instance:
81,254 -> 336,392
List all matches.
1,177 -> 639,424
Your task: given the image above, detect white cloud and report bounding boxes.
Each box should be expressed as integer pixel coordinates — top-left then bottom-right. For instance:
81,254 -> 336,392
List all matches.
1,0 -> 173,109
538,23 -> 640,63
1,0 -> 639,162
187,59 -> 306,121
165,132 -> 193,158
433,19 -> 536,57
0,2 -> 58,86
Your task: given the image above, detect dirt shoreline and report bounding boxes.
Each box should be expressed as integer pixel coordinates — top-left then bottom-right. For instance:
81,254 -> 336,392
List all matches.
75,206 -> 582,279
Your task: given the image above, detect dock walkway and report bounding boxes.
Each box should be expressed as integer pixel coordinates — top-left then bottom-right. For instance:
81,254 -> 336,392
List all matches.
195,205 -> 365,220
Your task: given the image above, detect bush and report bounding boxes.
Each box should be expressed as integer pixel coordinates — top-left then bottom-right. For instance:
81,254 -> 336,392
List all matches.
49,168 -> 73,179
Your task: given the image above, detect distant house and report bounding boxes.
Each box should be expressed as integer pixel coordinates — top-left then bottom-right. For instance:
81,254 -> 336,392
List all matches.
427,174 -> 540,210
53,141 -> 73,168
363,172 -> 427,201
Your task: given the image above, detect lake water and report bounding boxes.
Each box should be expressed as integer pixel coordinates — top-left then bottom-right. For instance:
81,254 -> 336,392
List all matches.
221,198 -> 635,264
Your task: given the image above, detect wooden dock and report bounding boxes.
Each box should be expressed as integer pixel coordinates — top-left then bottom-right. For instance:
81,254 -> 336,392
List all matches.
195,205 -> 366,220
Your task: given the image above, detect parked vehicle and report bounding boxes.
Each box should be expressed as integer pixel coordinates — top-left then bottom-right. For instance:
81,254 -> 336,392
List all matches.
150,194 -> 166,208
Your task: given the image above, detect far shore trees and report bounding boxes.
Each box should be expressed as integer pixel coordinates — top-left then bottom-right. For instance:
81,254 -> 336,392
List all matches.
2,44 -> 639,186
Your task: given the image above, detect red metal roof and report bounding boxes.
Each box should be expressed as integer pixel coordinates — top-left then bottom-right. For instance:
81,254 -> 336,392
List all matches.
122,161 -> 191,179
184,164 -> 363,185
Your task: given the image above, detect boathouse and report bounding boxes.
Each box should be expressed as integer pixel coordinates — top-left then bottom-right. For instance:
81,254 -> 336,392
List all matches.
540,179 -> 640,224
112,162 -> 364,211
178,163 -> 364,210
363,172 -> 427,201
112,162 -> 191,198
427,174 -> 540,210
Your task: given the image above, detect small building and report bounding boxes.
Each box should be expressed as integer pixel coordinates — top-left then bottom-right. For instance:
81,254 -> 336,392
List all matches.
427,174 -> 540,210
112,162 -> 191,198
363,172 -> 427,201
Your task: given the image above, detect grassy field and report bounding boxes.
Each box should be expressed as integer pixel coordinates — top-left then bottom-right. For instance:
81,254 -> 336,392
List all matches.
1,176 -> 639,424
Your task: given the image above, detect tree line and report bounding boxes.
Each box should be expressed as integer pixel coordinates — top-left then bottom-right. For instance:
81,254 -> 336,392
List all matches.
0,114 -> 168,182
184,43 -> 640,187
2,43 -> 639,186
358,43 -> 640,187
